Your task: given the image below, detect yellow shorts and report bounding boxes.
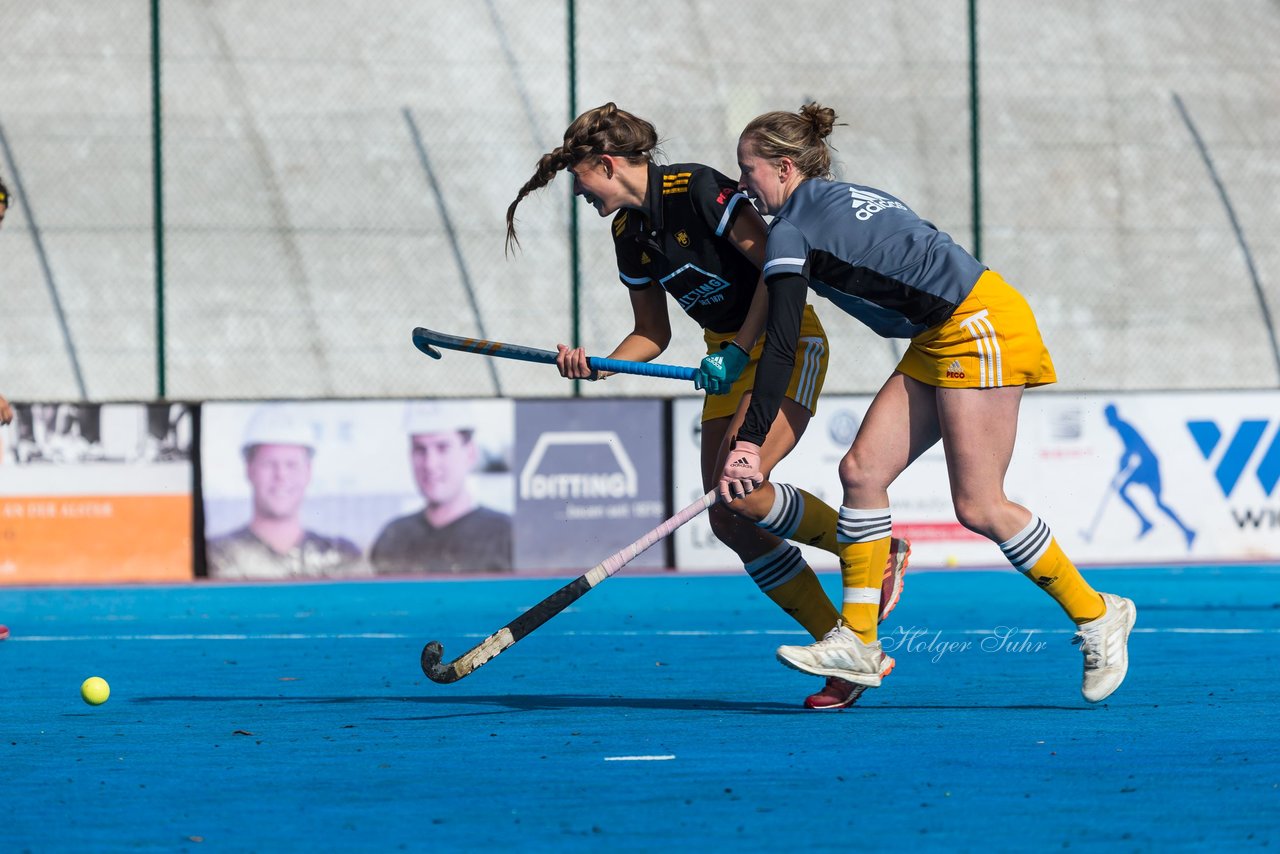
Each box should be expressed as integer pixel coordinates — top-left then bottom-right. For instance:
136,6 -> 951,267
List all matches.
896,269 -> 1056,389
702,303 -> 830,422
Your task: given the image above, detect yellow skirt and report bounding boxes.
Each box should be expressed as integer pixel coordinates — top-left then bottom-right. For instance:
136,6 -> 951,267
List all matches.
896,269 -> 1056,389
701,303 -> 830,422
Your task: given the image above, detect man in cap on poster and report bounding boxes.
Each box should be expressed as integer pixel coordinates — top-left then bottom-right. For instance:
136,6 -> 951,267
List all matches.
207,405 -> 368,580
370,401 -> 513,574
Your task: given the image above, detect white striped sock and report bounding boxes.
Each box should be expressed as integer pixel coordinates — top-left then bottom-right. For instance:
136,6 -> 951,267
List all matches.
837,506 -> 891,543
743,541 -> 806,592
999,515 -> 1052,573
758,483 -> 802,539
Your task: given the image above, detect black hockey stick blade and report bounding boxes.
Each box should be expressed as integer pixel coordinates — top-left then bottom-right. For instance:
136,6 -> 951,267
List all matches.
420,641 -> 457,683
420,491 -> 717,684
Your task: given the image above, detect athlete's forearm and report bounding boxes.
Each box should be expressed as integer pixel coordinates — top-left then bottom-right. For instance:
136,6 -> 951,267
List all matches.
594,285 -> 674,376
738,274 -> 807,445
606,331 -> 668,364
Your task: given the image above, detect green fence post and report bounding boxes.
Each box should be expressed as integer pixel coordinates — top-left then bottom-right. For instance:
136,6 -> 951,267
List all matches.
151,0 -> 166,398
567,0 -> 582,397
968,0 -> 982,262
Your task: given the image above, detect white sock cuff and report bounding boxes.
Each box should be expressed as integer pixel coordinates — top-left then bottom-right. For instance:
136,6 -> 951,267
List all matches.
999,514 -> 1052,573
843,587 -> 881,605
758,482 -> 801,539
837,506 -> 892,543
743,541 -> 806,592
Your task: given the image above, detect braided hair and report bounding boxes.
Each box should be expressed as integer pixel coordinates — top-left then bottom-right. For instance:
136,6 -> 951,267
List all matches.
505,103 -> 659,252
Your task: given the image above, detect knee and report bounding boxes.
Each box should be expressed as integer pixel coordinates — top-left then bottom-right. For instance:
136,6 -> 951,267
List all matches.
708,504 -> 746,545
952,495 -> 999,539
838,450 -> 876,492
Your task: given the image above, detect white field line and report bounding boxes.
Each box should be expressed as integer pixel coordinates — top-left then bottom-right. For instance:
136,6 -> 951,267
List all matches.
604,755 -> 676,762
4,627 -> 1276,642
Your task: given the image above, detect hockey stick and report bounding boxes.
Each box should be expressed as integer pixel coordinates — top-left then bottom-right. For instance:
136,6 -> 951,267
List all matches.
1079,467 -> 1130,543
1079,486 -> 1113,544
421,490 -> 718,683
413,326 -> 698,383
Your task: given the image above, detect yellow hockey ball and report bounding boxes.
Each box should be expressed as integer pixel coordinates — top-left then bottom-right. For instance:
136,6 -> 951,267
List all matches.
80,676 -> 110,706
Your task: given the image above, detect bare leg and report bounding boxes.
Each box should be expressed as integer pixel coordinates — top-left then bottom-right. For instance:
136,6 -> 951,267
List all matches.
935,384 -> 1030,542
701,405 -> 845,640
705,392 -> 812,525
700,397 -> 810,555
937,382 -> 1104,623
839,373 -> 942,507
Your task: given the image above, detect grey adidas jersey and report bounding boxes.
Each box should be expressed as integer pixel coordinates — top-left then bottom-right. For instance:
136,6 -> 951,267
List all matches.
763,179 -> 986,338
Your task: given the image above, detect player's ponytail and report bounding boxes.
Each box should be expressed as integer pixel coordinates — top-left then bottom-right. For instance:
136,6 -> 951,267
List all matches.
799,102 -> 838,142
505,147 -> 575,252
505,103 -> 659,253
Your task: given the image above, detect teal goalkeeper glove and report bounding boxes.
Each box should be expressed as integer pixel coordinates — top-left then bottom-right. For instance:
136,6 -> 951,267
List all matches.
695,341 -> 751,395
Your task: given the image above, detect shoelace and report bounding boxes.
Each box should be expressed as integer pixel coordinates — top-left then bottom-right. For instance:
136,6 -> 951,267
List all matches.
1072,626 -> 1104,669
813,626 -> 882,662
813,632 -> 850,650
815,624 -> 857,648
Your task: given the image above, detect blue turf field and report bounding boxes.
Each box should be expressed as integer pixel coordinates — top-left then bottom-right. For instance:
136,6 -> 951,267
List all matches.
1,565 -> 1277,852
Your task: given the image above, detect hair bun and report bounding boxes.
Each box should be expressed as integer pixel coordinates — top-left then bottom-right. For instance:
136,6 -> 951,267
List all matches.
799,102 -> 837,140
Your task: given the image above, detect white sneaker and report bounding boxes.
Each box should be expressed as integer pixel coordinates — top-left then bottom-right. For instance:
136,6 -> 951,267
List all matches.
776,624 -> 895,687
1073,592 -> 1137,703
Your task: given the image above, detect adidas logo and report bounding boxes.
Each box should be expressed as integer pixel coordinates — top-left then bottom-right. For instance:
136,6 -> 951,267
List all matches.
848,186 -> 908,221
946,359 -> 965,380
730,456 -> 751,467
706,355 -> 724,370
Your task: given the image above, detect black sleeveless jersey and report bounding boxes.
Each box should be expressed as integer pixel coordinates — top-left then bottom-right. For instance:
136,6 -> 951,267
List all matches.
611,162 -> 758,334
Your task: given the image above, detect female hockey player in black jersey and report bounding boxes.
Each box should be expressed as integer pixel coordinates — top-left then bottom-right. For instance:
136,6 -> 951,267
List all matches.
506,103 -> 908,709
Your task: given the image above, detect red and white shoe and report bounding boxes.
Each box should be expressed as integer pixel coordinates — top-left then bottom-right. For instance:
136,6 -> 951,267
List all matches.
796,539 -> 909,709
879,537 -> 910,623
804,676 -> 867,710
778,624 -> 895,687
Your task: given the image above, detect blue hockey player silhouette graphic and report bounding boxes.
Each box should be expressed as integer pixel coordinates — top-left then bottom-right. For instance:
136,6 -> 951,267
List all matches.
1095,403 -> 1196,549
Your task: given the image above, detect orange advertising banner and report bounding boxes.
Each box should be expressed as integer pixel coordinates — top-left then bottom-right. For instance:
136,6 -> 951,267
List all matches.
0,495 -> 192,584
0,402 -> 195,585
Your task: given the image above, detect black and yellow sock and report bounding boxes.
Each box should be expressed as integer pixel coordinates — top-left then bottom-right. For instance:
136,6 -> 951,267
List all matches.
999,515 -> 1104,624
757,482 -> 841,554
836,506 -> 891,643
743,541 -> 841,639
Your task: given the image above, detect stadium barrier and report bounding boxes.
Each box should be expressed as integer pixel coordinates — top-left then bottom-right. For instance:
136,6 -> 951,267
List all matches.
1,391 -> 1276,584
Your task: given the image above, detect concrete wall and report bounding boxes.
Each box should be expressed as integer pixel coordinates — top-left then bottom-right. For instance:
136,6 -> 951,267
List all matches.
1,0 -> 1276,400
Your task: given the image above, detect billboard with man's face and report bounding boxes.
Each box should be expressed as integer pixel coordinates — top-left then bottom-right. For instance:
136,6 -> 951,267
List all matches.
200,400 -> 515,579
